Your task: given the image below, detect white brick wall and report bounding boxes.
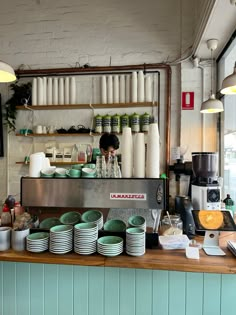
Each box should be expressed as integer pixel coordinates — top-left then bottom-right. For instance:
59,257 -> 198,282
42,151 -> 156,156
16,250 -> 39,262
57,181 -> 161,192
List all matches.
0,0 -> 209,204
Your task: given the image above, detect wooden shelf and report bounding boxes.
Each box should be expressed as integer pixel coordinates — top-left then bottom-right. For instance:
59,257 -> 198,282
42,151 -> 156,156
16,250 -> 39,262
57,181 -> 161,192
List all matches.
16,161 -> 85,166
16,102 -> 158,110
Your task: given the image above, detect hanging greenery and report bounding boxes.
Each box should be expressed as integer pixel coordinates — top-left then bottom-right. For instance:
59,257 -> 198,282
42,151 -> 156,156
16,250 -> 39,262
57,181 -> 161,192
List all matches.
4,81 -> 32,132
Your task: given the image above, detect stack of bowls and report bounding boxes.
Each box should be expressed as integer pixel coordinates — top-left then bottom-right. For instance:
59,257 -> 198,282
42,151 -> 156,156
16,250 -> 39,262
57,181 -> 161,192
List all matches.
128,215 -> 146,231
97,236 -> 123,257
49,225 -> 73,254
26,232 -> 49,253
126,228 -> 146,256
82,210 -> 103,230
74,222 -> 98,255
60,211 -> 81,226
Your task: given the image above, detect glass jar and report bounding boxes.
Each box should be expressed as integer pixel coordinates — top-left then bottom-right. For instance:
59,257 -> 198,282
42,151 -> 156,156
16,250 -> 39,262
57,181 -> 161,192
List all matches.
160,214 -> 183,235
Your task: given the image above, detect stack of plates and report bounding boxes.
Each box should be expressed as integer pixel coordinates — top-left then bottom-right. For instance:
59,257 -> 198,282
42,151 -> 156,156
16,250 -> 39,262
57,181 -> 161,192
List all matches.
126,228 -> 146,256
128,215 -> 146,232
82,210 -> 103,230
97,236 -> 123,257
74,223 -> 98,255
26,232 -> 49,253
49,225 -> 73,254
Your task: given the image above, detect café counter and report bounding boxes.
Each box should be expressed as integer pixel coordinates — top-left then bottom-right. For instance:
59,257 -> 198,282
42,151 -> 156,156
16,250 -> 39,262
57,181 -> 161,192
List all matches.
1,232 -> 236,315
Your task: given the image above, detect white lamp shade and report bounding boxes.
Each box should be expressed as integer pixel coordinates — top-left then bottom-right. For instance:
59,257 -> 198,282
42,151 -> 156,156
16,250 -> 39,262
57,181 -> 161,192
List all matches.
200,94 -> 224,113
0,61 -> 16,83
221,65 -> 236,95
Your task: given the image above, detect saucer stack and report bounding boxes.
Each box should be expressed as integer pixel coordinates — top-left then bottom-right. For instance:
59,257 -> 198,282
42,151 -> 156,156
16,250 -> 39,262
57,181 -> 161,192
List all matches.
97,236 -> 123,257
82,210 -> 103,230
126,228 -> 146,256
26,232 -> 49,253
74,223 -> 98,255
128,215 -> 146,232
49,225 -> 73,254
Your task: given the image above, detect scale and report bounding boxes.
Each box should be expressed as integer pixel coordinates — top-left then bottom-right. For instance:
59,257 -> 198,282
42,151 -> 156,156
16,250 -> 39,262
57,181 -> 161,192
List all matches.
192,210 -> 236,256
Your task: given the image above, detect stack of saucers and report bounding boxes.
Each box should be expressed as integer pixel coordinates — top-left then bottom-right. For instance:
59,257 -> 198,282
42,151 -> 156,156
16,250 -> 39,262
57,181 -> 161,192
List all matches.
97,236 -> 123,257
128,215 -> 146,232
126,228 -> 146,256
74,223 -> 98,255
26,232 -> 49,253
49,225 -> 73,254
81,210 -> 103,230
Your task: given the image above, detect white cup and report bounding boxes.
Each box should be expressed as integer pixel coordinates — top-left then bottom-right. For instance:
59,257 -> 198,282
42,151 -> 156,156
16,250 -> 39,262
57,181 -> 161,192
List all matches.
0,227 -> 11,251
35,125 -> 43,134
48,126 -> 55,134
11,228 -> 30,251
42,126 -> 47,134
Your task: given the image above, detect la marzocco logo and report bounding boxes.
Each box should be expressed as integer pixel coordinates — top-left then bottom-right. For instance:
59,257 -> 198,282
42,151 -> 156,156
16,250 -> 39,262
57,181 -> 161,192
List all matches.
110,193 -> 146,201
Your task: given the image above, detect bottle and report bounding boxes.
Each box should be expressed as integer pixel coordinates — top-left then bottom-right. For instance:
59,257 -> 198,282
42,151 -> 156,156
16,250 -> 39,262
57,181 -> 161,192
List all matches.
1,204 -> 12,227
223,194 -> 234,215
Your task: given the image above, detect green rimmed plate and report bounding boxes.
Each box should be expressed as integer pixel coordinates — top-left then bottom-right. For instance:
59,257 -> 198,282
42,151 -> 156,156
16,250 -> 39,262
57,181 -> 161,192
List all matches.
27,232 -> 49,241
39,217 -> 61,229
60,211 -> 81,225
104,219 -> 126,232
128,215 -> 145,226
82,210 -> 102,222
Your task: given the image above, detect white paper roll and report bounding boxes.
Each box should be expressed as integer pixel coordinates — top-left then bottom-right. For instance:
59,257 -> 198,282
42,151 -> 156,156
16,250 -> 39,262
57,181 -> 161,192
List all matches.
107,75 -> 113,103
113,75 -> 119,103
64,77 -> 70,104
37,78 -> 44,105
101,76 -> 107,104
58,78 -> 64,105
32,78 -> 37,105
52,78 -> 58,105
47,77 -> 53,105
43,77 -> 47,105
133,133 -> 145,178
146,123 -> 160,178
137,71 -> 144,102
70,77 -> 76,104
125,75 -> 131,103
131,72 -> 137,102
119,75 -> 125,103
29,152 -> 45,177
145,75 -> 152,102
121,127 -> 133,178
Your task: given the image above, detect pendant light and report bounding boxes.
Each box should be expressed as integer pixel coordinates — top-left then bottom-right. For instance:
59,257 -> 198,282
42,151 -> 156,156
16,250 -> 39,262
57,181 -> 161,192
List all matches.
200,39 -> 224,114
221,62 -> 236,94
0,60 -> 16,83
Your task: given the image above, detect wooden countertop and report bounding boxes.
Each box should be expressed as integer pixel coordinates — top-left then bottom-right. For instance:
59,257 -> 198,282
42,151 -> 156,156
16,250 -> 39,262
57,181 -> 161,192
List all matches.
1,232 -> 236,274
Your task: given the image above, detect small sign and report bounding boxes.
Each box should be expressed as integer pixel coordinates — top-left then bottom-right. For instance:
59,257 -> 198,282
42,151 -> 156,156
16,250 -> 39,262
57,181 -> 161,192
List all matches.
182,92 -> 194,110
110,193 -> 147,201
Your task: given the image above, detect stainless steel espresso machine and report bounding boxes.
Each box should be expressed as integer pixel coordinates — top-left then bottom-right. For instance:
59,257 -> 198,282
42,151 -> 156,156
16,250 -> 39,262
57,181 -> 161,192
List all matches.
191,152 -> 221,210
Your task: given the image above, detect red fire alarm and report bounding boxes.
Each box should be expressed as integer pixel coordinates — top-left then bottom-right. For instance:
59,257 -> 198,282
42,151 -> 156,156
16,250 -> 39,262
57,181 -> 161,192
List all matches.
182,92 -> 194,110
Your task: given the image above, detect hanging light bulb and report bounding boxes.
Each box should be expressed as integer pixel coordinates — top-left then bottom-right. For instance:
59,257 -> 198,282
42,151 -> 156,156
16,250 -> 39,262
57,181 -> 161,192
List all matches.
0,60 -> 16,83
200,39 -> 224,114
221,62 -> 236,94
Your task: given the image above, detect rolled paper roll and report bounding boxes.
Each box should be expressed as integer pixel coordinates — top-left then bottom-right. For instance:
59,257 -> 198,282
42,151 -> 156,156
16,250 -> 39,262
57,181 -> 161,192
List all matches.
101,76 -> 107,104
107,75 -> 113,103
133,133 -> 145,178
37,78 -> 44,105
58,78 -> 64,105
42,77 -> 47,105
70,77 -> 76,104
113,75 -> 119,103
146,123 -> 160,178
145,75 -> 152,102
131,72 -> 137,102
121,127 -> 133,178
47,77 -> 53,105
64,77 -> 70,104
52,78 -> 58,105
119,75 -> 125,103
29,152 -> 45,178
125,75 -> 131,103
32,78 -> 37,105
137,71 -> 144,102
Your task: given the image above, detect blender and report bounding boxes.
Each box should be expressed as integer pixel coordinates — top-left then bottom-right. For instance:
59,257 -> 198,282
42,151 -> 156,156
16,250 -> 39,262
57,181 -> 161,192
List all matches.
191,152 -> 221,210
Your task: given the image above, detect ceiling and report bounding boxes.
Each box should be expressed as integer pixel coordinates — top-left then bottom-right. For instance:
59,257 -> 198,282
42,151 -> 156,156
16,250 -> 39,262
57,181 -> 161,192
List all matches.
194,0 -> 236,59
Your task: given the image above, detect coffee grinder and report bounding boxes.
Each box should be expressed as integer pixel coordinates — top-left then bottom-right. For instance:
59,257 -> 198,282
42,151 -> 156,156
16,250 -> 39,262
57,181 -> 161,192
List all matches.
191,152 -> 221,210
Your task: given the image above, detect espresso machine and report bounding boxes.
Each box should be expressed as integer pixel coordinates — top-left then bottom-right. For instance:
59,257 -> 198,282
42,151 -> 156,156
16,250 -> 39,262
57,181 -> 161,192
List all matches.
191,152 -> 221,210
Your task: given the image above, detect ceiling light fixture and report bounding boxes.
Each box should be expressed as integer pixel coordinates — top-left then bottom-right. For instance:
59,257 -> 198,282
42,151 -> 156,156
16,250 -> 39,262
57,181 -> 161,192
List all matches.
0,60 -> 16,83
221,62 -> 236,94
200,39 -> 224,114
